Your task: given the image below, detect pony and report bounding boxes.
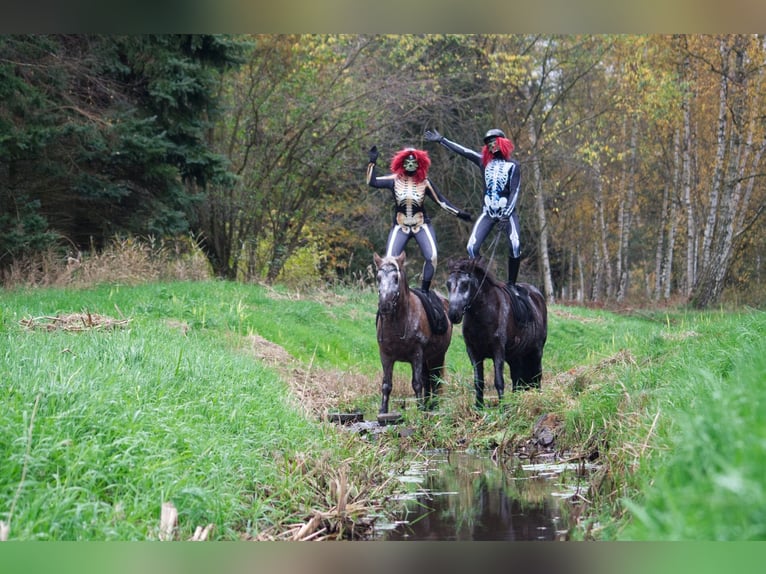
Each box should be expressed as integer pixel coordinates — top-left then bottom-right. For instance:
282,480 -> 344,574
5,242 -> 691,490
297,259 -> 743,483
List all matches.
446,257 -> 547,408
374,252 -> 453,414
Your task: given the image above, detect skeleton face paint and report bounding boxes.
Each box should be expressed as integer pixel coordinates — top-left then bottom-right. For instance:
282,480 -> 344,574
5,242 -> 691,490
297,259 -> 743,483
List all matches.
403,155 -> 418,172
487,138 -> 498,154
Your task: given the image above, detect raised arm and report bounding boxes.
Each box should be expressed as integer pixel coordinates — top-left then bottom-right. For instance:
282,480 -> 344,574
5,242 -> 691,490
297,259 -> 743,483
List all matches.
366,145 -> 395,189
424,129 -> 482,167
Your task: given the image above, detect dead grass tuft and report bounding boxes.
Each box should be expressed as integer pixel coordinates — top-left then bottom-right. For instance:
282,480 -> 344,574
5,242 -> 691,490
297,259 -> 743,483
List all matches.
546,349 -> 636,394
551,308 -> 605,323
246,456 -> 389,541
19,311 -> 130,332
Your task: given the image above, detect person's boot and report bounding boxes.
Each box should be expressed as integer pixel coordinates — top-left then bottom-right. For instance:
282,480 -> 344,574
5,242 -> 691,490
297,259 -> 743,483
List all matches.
507,256 -> 520,288
420,279 -> 431,293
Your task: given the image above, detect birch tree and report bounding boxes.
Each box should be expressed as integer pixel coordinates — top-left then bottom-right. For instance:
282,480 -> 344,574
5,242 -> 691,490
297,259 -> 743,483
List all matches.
689,34 -> 766,308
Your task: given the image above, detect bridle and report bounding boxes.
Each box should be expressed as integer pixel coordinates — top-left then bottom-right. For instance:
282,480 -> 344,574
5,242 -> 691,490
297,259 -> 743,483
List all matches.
376,261 -> 409,340
451,271 -> 483,316
377,262 -> 401,315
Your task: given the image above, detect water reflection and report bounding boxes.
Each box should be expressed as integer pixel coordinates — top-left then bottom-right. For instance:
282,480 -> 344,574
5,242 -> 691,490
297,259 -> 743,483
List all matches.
378,451 -> 587,541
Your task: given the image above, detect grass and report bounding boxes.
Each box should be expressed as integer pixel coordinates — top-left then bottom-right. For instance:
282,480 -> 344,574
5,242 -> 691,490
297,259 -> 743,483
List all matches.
0,281 -> 399,540
558,308 -> 766,540
619,322 -> 766,540
1,277 -> 765,541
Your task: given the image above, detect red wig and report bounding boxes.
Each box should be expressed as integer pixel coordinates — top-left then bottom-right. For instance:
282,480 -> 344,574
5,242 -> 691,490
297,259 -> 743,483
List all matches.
391,148 -> 431,183
481,137 -> 514,166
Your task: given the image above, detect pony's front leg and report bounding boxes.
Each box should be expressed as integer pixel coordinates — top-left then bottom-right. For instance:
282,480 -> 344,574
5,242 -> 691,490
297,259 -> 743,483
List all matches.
493,354 -> 506,402
410,351 -> 425,410
473,359 -> 485,409
380,358 -> 394,414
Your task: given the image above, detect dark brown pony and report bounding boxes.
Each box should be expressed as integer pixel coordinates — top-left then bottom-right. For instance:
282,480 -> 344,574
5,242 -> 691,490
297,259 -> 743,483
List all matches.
374,252 -> 453,414
446,257 -> 547,408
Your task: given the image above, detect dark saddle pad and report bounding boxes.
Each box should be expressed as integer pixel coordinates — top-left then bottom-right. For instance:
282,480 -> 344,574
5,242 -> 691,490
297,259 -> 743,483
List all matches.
412,289 -> 449,335
502,283 -> 532,326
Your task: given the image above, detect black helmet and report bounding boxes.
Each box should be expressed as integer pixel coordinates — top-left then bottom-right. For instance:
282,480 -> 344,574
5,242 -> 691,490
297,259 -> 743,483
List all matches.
483,128 -> 506,143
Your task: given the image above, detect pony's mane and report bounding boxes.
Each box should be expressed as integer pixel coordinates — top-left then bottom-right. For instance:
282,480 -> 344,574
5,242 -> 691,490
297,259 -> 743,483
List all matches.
450,258 -> 505,290
379,255 -> 409,286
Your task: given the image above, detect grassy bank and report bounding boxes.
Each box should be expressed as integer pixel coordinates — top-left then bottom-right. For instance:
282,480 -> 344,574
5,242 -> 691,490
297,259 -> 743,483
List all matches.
619,320 -> 766,540
1,279 -> 764,540
0,281 -> 397,540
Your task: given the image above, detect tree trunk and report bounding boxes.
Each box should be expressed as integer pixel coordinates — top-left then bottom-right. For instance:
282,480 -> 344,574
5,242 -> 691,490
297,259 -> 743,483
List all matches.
616,118 -> 638,302
699,37 -> 730,275
590,158 -> 612,301
662,181 -> 679,301
525,118 -> 555,303
655,127 -> 678,300
681,50 -> 696,297
691,35 -> 756,308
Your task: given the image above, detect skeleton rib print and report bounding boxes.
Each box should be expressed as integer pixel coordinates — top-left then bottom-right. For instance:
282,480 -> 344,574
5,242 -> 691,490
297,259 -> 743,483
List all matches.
485,159 -> 512,199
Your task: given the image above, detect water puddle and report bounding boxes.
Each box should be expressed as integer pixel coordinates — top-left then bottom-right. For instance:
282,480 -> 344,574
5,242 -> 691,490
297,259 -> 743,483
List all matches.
373,450 -> 593,541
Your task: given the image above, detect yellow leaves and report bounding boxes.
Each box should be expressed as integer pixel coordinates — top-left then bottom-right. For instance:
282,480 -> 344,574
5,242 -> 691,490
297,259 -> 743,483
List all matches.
487,52 -> 531,87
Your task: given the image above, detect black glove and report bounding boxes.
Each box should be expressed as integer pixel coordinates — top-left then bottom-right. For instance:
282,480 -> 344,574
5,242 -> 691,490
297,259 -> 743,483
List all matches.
457,210 -> 474,222
424,129 -> 443,142
368,145 -> 379,164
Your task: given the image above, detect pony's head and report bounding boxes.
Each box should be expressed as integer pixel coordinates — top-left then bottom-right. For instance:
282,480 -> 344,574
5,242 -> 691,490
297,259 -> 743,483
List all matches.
446,258 -> 504,323
374,252 -> 407,314
449,257 -> 503,287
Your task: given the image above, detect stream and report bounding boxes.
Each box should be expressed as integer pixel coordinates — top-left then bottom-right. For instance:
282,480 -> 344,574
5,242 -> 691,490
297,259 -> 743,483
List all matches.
373,450 -> 593,541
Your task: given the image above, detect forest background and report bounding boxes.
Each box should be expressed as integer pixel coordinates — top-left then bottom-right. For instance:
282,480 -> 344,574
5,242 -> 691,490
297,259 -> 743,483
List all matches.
2,34 -> 764,309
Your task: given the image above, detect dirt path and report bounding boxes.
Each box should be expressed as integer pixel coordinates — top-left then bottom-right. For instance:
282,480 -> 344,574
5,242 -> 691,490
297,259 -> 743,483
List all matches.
244,333 -> 381,420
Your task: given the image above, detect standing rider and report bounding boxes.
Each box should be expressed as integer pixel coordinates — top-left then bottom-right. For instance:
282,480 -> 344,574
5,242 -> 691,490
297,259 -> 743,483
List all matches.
424,127 -> 522,287
367,145 -> 473,293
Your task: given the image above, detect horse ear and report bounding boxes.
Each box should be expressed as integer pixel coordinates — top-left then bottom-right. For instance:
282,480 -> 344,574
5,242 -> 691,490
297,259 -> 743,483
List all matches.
396,251 -> 406,266
373,252 -> 382,267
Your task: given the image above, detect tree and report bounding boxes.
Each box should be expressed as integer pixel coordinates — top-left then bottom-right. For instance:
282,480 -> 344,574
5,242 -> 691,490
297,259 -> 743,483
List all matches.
687,35 -> 766,308
198,34 -> 483,283
196,35 -> 385,281
513,36 -> 609,303
0,34 -> 244,272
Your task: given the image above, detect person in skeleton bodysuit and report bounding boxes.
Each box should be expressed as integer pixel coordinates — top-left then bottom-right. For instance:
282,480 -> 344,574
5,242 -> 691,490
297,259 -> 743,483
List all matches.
424,127 -> 522,286
367,146 -> 473,293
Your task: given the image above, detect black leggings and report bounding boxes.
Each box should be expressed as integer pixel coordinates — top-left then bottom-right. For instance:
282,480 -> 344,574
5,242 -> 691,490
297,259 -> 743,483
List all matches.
385,223 -> 438,283
466,211 -> 520,259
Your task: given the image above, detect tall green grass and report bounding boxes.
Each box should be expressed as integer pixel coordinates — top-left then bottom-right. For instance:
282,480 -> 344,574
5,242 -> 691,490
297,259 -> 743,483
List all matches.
552,307 -> 766,540
2,279 -> 765,540
620,317 -> 766,540
0,281 -> 392,540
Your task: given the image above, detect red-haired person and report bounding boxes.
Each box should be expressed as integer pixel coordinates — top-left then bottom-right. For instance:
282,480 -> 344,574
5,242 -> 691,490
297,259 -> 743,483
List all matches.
367,146 -> 473,293
425,128 -> 522,287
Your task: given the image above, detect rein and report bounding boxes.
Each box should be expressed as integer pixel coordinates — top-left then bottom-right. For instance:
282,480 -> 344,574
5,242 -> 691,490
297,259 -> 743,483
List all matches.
462,220 -> 506,313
